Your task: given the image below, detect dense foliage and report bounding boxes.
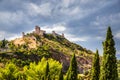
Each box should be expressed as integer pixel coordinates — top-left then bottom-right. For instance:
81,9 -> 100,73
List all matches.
91,50 -> 100,80
117,60 -> 120,79
100,27 -> 118,80
0,57 -> 62,80
66,53 -> 77,80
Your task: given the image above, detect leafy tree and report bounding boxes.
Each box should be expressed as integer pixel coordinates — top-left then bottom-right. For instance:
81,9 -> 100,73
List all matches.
0,39 -> 8,48
100,27 -> 118,80
66,53 -> 77,80
0,63 -> 19,80
91,49 -> 100,80
24,57 -> 62,80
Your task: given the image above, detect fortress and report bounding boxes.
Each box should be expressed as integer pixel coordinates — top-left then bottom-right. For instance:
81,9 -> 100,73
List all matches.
33,26 -> 46,36
22,25 -> 64,37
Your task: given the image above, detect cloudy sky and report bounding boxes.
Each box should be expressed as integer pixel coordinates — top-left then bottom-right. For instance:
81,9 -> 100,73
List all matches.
0,0 -> 120,58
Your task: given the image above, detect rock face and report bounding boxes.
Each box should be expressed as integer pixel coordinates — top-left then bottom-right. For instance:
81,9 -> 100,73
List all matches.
51,49 -> 92,73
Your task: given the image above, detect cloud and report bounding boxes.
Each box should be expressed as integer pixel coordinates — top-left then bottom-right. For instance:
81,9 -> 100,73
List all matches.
41,23 -> 66,33
0,31 -> 20,40
26,2 -> 52,16
65,34 -> 89,42
115,32 -> 120,39
0,11 -> 31,28
96,36 -> 104,40
90,13 -> 120,30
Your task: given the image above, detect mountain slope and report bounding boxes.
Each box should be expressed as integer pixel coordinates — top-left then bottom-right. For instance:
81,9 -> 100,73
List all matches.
0,27 -> 94,73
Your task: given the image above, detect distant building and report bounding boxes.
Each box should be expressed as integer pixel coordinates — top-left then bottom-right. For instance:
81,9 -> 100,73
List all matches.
52,31 -> 57,37
22,32 -> 25,37
33,26 -> 46,36
22,25 -> 65,38
62,33 -> 64,37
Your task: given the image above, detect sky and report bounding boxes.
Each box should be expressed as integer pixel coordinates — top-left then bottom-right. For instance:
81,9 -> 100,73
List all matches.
0,0 -> 120,59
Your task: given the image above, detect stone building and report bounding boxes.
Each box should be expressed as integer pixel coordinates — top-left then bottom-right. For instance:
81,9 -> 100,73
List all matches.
62,33 -> 64,37
52,31 -> 57,37
33,26 -> 46,36
22,32 -> 25,37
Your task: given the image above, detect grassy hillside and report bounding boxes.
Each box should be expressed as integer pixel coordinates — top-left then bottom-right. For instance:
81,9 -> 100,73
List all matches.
0,32 -> 94,73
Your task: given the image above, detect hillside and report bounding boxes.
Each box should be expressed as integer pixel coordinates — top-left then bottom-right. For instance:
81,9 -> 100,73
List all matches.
0,26 -> 94,73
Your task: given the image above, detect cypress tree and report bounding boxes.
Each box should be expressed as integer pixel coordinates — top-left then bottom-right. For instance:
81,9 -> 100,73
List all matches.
100,27 -> 118,80
66,53 -> 77,80
44,62 -> 51,80
1,38 -> 6,48
91,49 -> 100,80
58,69 -> 63,80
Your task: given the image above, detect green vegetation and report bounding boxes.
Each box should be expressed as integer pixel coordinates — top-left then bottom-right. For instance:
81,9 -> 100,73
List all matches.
91,49 -> 100,80
0,26 -> 119,80
66,53 -> 77,80
118,60 -> 120,79
0,39 -> 8,48
58,69 -> 63,80
100,27 -> 118,80
0,57 -> 62,80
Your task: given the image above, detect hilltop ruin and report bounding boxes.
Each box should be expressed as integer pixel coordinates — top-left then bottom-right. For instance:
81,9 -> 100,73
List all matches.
22,25 -> 64,38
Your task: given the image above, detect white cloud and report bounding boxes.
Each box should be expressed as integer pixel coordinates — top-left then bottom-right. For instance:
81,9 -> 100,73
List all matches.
41,23 -> 66,33
65,34 -> 89,42
26,2 -> 52,16
62,0 -> 74,8
115,32 -> 120,39
96,36 -> 104,40
91,13 -> 120,30
0,11 -> 30,27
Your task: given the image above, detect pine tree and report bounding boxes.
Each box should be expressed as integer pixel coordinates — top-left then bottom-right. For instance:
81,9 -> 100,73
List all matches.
91,49 -> 100,80
1,38 -> 7,48
66,53 -> 77,80
100,27 -> 118,80
44,62 -> 51,80
58,69 -> 63,80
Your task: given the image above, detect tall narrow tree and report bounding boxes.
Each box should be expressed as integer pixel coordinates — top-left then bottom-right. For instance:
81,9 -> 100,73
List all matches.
100,27 -> 118,80
91,49 -> 100,80
58,69 -> 63,80
66,53 -> 77,80
44,62 -> 51,80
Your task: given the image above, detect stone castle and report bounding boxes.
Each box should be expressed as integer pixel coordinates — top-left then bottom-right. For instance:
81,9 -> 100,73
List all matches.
33,26 -> 46,36
22,25 -> 64,37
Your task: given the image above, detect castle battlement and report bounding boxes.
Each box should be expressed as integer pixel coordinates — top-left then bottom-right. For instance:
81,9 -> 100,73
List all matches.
22,25 -> 65,38
33,25 -> 46,36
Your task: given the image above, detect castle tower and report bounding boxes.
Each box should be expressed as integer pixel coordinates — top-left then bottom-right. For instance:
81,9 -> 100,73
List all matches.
35,25 -> 40,34
52,31 -> 56,37
22,32 -> 25,37
62,33 -> 64,37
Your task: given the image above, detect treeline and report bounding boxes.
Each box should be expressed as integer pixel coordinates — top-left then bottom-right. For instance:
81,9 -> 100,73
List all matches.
0,57 -> 62,80
0,54 -> 78,80
91,27 -> 118,80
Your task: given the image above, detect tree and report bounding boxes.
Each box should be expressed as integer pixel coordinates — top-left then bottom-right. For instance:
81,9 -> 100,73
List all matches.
24,57 -> 62,80
0,63 -> 19,80
66,53 -> 77,80
0,39 -> 8,48
44,62 -> 51,80
58,69 -> 63,80
91,49 -> 100,80
100,27 -> 118,80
